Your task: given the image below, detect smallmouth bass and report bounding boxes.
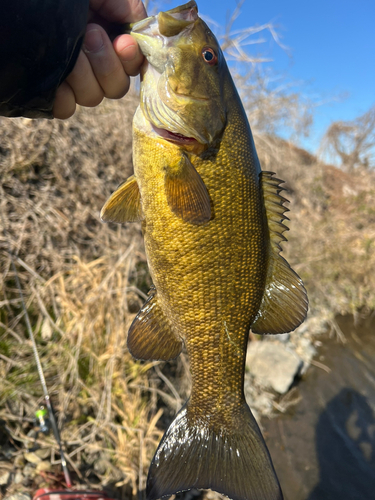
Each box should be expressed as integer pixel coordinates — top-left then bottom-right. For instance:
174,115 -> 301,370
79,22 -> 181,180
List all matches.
101,2 -> 308,500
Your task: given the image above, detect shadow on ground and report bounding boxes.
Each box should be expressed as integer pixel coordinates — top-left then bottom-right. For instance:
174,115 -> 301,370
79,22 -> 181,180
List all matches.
262,312 -> 375,500
308,388 -> 375,499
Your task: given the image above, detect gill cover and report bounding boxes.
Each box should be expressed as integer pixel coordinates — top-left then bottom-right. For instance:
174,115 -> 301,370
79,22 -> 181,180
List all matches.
131,1 -> 226,144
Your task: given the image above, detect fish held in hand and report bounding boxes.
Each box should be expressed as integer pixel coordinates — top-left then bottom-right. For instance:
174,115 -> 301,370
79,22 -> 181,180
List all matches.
101,2 -> 308,499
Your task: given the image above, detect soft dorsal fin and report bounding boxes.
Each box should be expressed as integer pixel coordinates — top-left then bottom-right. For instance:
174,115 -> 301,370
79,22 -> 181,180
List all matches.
251,171 -> 308,335
164,153 -> 211,225
100,175 -> 144,223
128,290 -> 183,361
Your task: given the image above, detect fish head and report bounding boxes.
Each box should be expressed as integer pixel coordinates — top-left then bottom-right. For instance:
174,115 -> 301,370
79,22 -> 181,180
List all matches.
132,1 -> 227,146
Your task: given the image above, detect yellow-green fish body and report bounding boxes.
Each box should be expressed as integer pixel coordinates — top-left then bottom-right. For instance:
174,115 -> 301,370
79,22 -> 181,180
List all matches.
133,93 -> 266,406
101,2 -> 308,500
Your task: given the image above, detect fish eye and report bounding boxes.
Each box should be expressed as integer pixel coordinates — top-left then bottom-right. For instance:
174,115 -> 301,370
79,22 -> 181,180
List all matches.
202,47 -> 217,65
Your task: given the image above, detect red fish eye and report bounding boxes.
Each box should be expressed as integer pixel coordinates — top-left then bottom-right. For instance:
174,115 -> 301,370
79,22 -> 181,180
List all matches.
202,47 -> 217,65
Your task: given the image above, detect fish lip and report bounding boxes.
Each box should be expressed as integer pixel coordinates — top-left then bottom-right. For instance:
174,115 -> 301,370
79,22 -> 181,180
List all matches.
151,124 -> 198,145
131,1 -> 198,35
164,0 -> 198,17
131,17 -> 152,33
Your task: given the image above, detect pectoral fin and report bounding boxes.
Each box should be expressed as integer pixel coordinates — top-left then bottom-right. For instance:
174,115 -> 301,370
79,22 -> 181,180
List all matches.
164,154 -> 211,225
100,175 -> 143,223
252,172 -> 308,334
128,291 -> 183,361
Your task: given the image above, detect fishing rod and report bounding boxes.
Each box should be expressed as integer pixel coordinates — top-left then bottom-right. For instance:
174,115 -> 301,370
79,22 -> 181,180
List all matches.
1,210 -> 115,500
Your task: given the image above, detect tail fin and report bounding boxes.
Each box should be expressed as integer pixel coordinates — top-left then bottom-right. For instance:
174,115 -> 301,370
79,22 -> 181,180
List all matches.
147,402 -> 283,500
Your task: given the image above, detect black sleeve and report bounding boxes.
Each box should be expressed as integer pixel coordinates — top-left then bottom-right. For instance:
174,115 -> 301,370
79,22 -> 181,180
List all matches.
0,0 -> 89,119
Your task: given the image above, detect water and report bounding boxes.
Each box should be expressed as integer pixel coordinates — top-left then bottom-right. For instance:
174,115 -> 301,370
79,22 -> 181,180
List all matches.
262,312 -> 375,500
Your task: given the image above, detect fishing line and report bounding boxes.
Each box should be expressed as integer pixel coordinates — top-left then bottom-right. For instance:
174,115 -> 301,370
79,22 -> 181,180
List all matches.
0,207 -> 72,488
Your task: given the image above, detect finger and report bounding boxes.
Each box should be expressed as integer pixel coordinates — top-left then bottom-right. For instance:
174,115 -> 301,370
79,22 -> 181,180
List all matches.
53,82 -> 76,119
84,24 -> 130,98
90,0 -> 147,23
114,34 -> 144,77
65,50 -> 104,107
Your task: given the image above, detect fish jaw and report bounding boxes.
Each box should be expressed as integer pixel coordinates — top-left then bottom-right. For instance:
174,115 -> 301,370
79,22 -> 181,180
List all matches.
131,1 -> 198,73
131,1 -> 226,146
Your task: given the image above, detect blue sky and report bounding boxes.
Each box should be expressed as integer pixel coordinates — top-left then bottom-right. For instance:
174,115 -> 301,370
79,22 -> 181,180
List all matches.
157,0 -> 375,152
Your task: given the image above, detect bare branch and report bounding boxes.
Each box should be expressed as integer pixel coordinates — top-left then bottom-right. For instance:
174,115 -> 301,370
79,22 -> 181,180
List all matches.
319,105 -> 375,171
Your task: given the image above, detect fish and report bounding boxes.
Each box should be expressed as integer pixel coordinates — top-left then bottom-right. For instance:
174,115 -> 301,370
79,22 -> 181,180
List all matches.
101,2 -> 308,500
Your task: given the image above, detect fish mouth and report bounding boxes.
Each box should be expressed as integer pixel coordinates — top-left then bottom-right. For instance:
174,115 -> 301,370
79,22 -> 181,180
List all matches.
131,1 -> 198,72
151,124 -> 197,145
132,1 -> 198,36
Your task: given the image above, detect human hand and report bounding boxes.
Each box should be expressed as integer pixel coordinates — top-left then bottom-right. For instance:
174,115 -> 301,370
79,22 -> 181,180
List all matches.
53,0 -> 147,119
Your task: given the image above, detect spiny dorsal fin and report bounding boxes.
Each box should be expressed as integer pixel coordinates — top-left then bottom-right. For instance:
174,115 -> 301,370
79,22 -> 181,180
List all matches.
261,171 -> 290,253
128,290 -> 183,361
100,175 -> 144,223
251,171 -> 308,335
164,153 -> 211,225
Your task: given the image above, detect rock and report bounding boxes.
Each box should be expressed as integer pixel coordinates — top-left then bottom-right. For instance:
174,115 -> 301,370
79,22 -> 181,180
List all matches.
204,490 -> 224,500
0,470 -> 10,485
14,455 -> 25,468
295,337 -> 317,374
35,448 -> 50,460
269,333 -> 290,343
253,393 -> 274,414
35,460 -> 51,473
14,471 -> 24,484
24,452 -> 41,464
22,464 -> 36,479
93,457 -> 110,475
41,319 -> 52,340
246,341 -> 303,394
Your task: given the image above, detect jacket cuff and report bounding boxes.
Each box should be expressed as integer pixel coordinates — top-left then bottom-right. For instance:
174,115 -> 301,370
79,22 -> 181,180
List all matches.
0,0 -> 89,119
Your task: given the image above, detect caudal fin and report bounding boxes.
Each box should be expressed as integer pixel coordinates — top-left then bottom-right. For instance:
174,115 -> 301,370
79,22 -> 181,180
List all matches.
147,402 -> 283,500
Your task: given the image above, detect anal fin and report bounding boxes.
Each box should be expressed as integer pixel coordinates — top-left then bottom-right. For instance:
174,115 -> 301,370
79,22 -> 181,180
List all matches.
128,291 -> 183,361
252,172 -> 308,334
164,153 -> 211,225
100,175 -> 143,223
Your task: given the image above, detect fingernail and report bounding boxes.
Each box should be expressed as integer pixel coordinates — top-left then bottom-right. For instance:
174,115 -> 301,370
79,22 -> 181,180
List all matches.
84,28 -> 104,53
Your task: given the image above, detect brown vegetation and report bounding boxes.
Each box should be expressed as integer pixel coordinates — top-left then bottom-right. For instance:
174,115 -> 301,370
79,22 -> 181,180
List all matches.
0,97 -> 176,498
255,134 -> 375,315
1,94 -> 374,497
319,104 -> 375,172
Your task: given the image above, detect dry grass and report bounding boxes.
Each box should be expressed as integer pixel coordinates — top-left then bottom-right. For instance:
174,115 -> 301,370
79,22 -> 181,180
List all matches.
0,251 -> 164,496
0,96 -> 183,497
1,73 -> 374,500
255,134 -> 375,317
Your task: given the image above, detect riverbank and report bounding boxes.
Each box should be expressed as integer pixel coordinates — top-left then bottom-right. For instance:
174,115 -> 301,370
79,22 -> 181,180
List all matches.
1,99 -> 374,499
263,311 -> 375,500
